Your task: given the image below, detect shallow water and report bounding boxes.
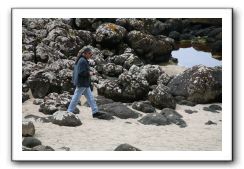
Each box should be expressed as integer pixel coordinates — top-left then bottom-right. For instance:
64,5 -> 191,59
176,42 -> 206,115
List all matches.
171,47 -> 222,68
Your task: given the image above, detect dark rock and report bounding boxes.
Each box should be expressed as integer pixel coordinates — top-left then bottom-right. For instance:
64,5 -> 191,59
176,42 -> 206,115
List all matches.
160,108 -> 187,128
93,111 -> 115,120
127,30 -> 173,63
169,31 -> 181,41
178,100 -> 196,107
203,106 -> 220,113
184,109 -> 198,114
22,121 -> 35,137
148,84 -> 176,109
168,65 -> 222,104
32,145 -> 55,151
52,111 -> 82,127
209,104 -> 222,111
188,18 -> 222,26
33,98 -> 44,105
99,102 -> 140,119
102,63 -> 124,77
95,23 -> 126,47
139,113 -> 170,126
157,73 -> 172,86
132,101 -> 156,113
116,18 -> 144,31
114,143 -> 141,151
84,95 -> 115,107
22,137 -> 42,148
22,83 -> 29,93
205,120 -> 217,125
57,146 -> 70,151
39,92 -> 79,115
22,92 -> 30,103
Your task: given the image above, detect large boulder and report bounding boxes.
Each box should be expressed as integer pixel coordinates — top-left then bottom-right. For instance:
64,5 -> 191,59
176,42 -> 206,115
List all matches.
98,102 -> 140,119
22,121 -> 35,137
52,111 -> 82,127
148,84 -> 176,109
167,65 -> 222,103
95,23 -> 127,47
22,137 -> 42,148
102,63 -> 124,77
39,92 -> 80,115
115,18 -> 144,31
114,143 -> 141,151
127,30 -> 174,63
132,101 -> 156,113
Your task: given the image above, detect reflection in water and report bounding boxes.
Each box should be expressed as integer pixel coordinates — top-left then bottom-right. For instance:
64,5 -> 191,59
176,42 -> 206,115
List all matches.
171,47 -> 222,68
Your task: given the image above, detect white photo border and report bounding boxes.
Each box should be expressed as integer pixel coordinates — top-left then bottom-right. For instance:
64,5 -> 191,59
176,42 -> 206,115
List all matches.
12,8 -> 233,161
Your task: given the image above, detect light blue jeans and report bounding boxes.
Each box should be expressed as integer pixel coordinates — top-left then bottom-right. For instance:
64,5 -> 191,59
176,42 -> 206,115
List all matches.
67,87 -> 98,114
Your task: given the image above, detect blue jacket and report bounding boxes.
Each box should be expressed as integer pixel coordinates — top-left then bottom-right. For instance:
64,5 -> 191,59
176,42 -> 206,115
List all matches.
72,56 -> 90,87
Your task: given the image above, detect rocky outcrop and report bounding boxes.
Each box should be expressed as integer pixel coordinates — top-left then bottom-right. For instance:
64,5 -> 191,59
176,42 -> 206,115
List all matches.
148,84 -> 176,109
22,121 -> 35,137
52,111 -> 82,127
139,108 -> 186,128
114,143 -> 141,151
95,23 -> 127,47
22,137 -> 42,148
127,30 -> 174,62
132,101 -> 156,113
167,65 -> 222,103
39,92 -> 80,115
98,102 -> 140,119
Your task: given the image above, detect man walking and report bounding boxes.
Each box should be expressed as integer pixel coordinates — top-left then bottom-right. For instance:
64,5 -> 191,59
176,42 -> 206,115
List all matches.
67,47 -> 104,119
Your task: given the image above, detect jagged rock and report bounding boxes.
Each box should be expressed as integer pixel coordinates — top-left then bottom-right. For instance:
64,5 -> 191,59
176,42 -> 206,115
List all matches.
95,23 -> 127,47
205,120 -> 217,125
22,121 -> 35,137
160,108 -> 187,128
52,111 -> 82,126
132,101 -> 156,113
138,113 -> 170,126
22,92 -> 30,103
39,92 -> 79,115
114,143 -> 141,151
184,109 -> 198,114
157,73 -> 172,86
148,84 -> 176,109
102,63 -> 124,77
98,102 -> 140,119
22,137 -> 42,148
116,18 -> 144,31
127,30 -> 174,63
167,65 -> 222,104
33,98 -> 44,105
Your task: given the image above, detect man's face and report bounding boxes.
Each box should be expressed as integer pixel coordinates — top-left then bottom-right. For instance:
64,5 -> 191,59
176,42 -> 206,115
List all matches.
84,51 -> 93,59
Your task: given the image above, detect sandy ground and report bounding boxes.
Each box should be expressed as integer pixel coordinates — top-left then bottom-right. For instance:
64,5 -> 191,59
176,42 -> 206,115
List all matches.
22,87 -> 222,151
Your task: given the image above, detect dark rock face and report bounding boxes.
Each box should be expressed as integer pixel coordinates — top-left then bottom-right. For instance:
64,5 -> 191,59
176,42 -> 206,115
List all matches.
98,102 -> 140,119
52,111 -> 82,127
139,113 -> 170,126
188,18 -> 222,26
132,101 -> 156,113
168,65 -> 222,104
157,72 -> 172,86
39,92 -> 79,115
205,120 -> 217,125
160,108 -> 187,128
114,143 -> 141,151
127,30 -> 174,62
27,59 -> 75,98
22,121 -> 35,137
102,63 -> 124,77
22,92 -> 30,103
97,67 -> 150,102
95,23 -> 127,47
22,137 -> 42,148
116,18 -> 144,31
148,84 -> 176,109
184,109 -> 198,114
139,108 -> 187,128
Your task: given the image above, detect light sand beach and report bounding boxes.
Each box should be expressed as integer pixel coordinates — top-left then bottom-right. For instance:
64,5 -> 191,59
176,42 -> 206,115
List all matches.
22,87 -> 222,151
